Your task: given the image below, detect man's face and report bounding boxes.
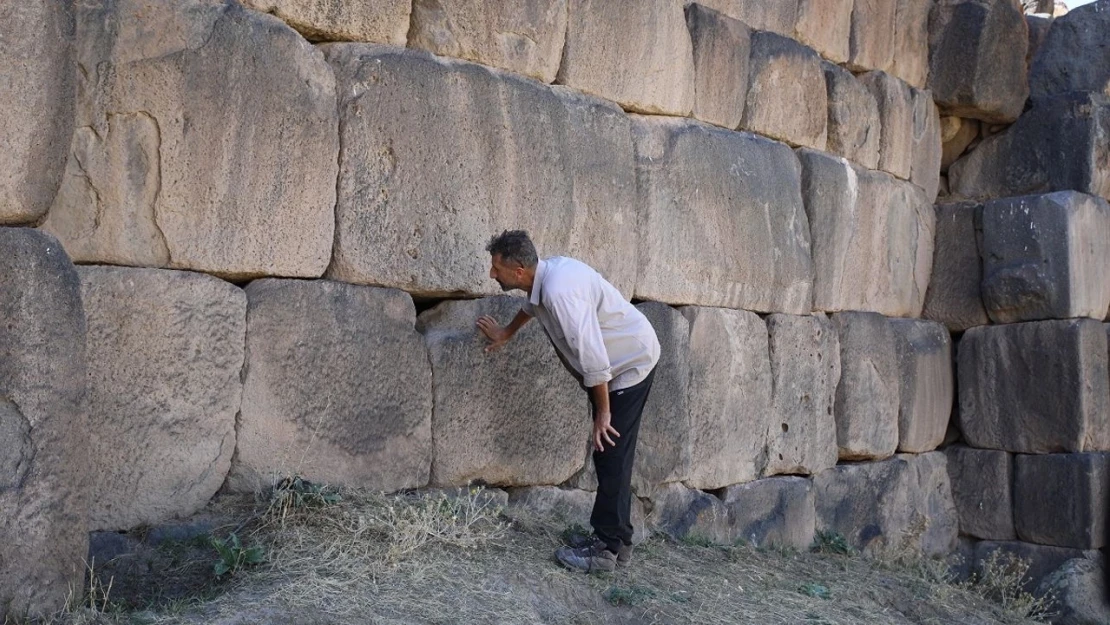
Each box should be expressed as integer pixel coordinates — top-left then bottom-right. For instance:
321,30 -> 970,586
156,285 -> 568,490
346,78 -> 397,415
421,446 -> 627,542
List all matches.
489,254 -> 524,291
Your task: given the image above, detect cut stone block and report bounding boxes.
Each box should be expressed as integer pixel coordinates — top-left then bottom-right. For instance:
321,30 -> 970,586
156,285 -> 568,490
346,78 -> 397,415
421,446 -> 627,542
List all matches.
231,280 -> 432,494
910,88 -> 942,201
860,71 -> 914,180
831,312 -> 900,461
974,541 -> 1101,594
649,483 -> 731,544
980,192 -> 1110,324
721,477 -> 816,550
846,0 -> 896,72
0,0 -> 75,225
506,486 -> 648,543
927,0 -> 1030,123
958,320 -> 1110,453
941,117 -> 980,172
890,0 -> 932,89
407,0 -> 567,83
794,0 -> 851,63
685,3 -> 751,129
1025,14 -> 1054,68
944,446 -> 1015,540
1014,453 -> 1109,549
822,62 -> 881,169
0,229 -> 88,619
557,0 -> 694,115
682,307 -> 773,490
763,313 -> 840,477
692,0 -> 798,36
633,116 -> 813,313
326,45 -> 638,298
80,267 -> 243,530
1029,2 -> 1110,100
742,30 -> 827,150
41,0 -> 337,279
240,0 -> 410,44
419,297 -> 590,486
799,150 -> 935,317
891,319 -> 953,453
948,93 -> 1110,202
922,202 -> 990,332
1038,558 -> 1110,625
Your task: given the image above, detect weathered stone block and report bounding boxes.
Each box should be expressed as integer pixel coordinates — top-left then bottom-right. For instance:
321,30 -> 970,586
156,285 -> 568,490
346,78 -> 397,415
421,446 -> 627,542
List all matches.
927,0 -> 1030,123
507,486 -> 648,543
1029,2 -> 1110,100
1038,558 -> 1110,625
721,477 -> 816,550
231,280 -> 431,494
0,0 -> 75,225
910,88 -> 942,201
241,0 -> 410,44
794,0 -> 851,63
742,31 -> 827,150
407,0 -> 566,83
419,297 -> 590,486
847,0 -> 896,72
822,62 -> 880,169
912,451 -> 961,557
980,192 -> 1110,324
890,0 -> 932,89
557,0 -> 694,115
958,320 -> 1110,453
891,320 -> 952,453
682,307 -> 773,490
948,93 -> 1110,201
0,229 -> 88,619
326,45 -> 638,298
832,312 -> 900,460
633,116 -> 813,313
691,0 -> 798,36
860,71 -> 914,180
41,0 -> 337,279
649,483 -> 730,544
763,314 -> 839,477
685,3 -> 751,129
1025,14 -> 1054,68
944,446 -> 1015,540
922,202 -> 989,331
975,541 -> 1100,594
80,267 -> 243,530
1014,453 -> 1109,549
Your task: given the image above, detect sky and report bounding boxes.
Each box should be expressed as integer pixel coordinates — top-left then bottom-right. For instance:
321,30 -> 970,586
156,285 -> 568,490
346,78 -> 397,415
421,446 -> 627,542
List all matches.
1068,0 -> 1099,7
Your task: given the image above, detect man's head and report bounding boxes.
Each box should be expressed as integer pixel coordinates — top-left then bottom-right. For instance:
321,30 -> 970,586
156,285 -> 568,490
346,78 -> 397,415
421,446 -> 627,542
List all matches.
486,230 -> 538,292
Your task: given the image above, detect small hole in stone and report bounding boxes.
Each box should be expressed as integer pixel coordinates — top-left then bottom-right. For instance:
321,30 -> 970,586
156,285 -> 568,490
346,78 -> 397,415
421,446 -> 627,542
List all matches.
781,423 -> 789,433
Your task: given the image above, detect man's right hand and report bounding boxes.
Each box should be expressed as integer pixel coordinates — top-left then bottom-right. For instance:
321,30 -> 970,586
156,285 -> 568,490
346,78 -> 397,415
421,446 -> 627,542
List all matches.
477,315 -> 512,352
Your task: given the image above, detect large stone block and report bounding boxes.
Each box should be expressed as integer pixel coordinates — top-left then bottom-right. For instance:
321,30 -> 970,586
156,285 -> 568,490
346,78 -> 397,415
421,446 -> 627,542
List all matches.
240,0 -> 410,44
922,202 -> 990,331
794,0 -> 851,63
649,483 -> 730,544
1038,558 -> 1110,625
557,0 -> 694,116
1029,2 -> 1110,100
0,0 -> 75,225
974,541 -> 1101,594
890,0 -> 932,89
80,267 -> 243,530
912,451 -> 961,557
691,0 -> 798,36
980,192 -> 1110,324
505,486 -> 648,543
326,45 -> 638,298
741,31 -> 827,150
846,0 -> 896,72
891,320 -> 953,453
633,116 -> 813,313
948,93 -> 1110,202
230,280 -> 431,494
910,88 -> 942,201
721,477 -> 816,550
0,229 -> 88,619
1014,453 -> 1109,549
944,446 -> 1015,540
927,0 -> 1030,123
822,62 -> 881,169
419,297 -> 590,486
685,3 -> 751,130
831,312 -> 900,461
958,320 -> 1110,453
860,71 -> 914,180
682,307 -> 773,490
41,0 -> 337,279
799,150 -> 935,317
407,0 -> 567,83
763,314 -> 839,477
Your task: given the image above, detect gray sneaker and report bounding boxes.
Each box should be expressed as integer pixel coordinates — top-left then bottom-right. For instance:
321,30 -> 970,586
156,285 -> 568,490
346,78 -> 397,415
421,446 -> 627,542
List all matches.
555,542 -> 618,573
564,534 -> 633,567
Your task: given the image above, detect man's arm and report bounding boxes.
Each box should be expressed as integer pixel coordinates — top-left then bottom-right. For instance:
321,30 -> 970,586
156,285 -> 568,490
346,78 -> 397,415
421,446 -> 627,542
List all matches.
476,309 -> 532,353
589,381 -> 619,452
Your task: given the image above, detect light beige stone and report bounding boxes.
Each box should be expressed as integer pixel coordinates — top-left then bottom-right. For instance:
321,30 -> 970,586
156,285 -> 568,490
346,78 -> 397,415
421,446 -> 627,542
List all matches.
910,88 -> 942,201
832,312 -> 899,461
890,0 -> 932,88
742,30 -> 827,150
691,0 -> 798,36
822,62 -> 881,169
42,0 -> 337,279
794,0 -> 851,63
557,0 -> 694,116
241,0 -> 410,44
860,71 -> 914,180
230,280 -> 432,494
0,0 -> 75,225
685,3 -> 751,129
941,117 -> 980,171
326,45 -> 638,298
847,0 -> 896,72
408,0 -> 566,83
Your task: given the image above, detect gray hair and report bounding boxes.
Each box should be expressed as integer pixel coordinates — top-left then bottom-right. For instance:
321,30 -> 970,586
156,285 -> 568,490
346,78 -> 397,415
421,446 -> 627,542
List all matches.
485,230 -> 538,268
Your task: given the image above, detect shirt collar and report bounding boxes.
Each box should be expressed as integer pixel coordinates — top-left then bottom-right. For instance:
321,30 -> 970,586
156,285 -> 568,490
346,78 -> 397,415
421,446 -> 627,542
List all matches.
529,259 -> 547,306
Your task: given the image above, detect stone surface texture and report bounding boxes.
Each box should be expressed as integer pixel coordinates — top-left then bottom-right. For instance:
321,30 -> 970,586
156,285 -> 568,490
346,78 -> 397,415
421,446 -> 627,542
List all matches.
822,62 -> 881,169
693,0 -> 798,36
1038,558 -> 1110,625
891,319 -> 953,453
922,202 -> 989,331
910,88 -> 942,200
1029,1 -> 1110,99
241,0 -> 411,43
944,446 -> 1015,540
847,0 -> 896,72
741,31 -> 827,150
794,0 -> 852,63
721,477 -> 816,550
649,482 -> 731,544
890,0 -> 932,88
1014,453 -> 1108,549
860,71 -> 914,180
831,312 -> 900,461
685,3 -> 751,130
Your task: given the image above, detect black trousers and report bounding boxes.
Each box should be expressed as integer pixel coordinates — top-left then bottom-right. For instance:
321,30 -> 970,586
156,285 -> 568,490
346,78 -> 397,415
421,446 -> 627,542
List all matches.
588,369 -> 655,554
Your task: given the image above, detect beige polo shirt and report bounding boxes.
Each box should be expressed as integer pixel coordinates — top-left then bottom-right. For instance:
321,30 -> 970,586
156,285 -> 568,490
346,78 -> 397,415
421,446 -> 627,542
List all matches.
521,257 -> 660,391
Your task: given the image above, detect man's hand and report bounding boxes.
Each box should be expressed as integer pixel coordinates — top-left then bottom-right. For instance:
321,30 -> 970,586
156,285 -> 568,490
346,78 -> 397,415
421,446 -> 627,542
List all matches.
592,410 -> 620,452
477,315 -> 512,352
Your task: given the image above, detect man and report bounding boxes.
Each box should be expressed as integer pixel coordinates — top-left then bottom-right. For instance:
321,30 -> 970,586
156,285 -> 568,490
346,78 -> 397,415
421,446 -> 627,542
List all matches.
476,230 -> 660,573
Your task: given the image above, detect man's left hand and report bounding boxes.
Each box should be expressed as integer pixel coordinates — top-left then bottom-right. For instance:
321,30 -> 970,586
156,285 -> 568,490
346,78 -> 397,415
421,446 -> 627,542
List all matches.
593,410 -> 620,452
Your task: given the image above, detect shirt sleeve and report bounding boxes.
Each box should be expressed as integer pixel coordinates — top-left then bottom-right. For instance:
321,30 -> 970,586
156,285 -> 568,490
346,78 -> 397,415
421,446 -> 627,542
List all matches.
546,290 -> 612,388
